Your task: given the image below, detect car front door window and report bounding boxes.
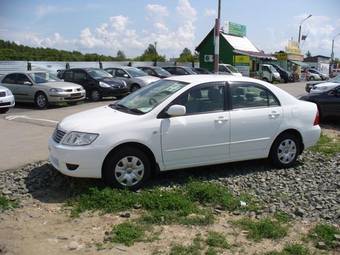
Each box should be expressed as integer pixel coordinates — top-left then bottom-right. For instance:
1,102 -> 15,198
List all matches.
116,69 -> 128,78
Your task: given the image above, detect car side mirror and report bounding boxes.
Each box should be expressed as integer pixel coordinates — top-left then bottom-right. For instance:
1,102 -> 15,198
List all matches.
166,105 -> 186,117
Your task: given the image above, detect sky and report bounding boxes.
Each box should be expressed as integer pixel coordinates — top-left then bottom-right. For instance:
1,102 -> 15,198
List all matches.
0,0 -> 339,59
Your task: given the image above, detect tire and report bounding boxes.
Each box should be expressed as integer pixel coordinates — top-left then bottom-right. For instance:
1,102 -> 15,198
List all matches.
130,84 -> 140,92
102,147 -> 151,189
0,108 -> 9,114
90,90 -> 102,101
263,77 -> 269,83
270,133 -> 300,168
309,76 -> 315,81
35,92 -> 48,109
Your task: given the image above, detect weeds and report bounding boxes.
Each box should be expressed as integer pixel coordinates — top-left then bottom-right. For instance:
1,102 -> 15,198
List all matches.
234,217 -> 288,241
169,234 -> 203,255
109,222 -> 145,246
206,231 -> 229,249
309,133 -> 340,156
308,223 -> 340,250
0,195 -> 18,212
264,243 -> 310,255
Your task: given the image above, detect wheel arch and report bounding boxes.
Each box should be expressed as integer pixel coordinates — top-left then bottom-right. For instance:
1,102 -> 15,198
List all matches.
34,90 -> 47,99
271,129 -> 304,155
102,142 -> 160,177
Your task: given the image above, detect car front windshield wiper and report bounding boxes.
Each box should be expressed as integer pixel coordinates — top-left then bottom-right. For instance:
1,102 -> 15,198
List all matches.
110,103 -> 144,115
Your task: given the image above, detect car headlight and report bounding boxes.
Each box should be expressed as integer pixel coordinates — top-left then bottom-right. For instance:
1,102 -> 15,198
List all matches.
62,131 -> 98,146
5,89 -> 13,96
99,81 -> 111,88
49,88 -> 64,92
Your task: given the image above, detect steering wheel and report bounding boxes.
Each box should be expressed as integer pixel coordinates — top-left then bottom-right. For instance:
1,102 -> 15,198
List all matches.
149,98 -> 158,105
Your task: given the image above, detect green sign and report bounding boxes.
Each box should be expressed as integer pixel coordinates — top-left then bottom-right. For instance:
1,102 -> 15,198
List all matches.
227,22 -> 246,37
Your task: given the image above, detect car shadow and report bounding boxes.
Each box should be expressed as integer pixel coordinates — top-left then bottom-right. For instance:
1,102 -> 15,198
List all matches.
26,158 -> 304,204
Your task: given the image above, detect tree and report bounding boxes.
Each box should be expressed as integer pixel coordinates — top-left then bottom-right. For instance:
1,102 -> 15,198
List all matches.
177,48 -> 198,62
135,43 -> 166,61
115,50 -> 126,61
305,50 -> 312,58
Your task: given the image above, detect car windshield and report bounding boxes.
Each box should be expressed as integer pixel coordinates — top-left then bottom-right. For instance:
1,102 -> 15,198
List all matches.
29,72 -> 61,83
88,69 -> 112,79
182,66 -> 197,74
154,67 -> 171,76
112,79 -> 188,114
269,65 -> 278,73
330,75 -> 340,83
126,68 -> 148,77
226,65 -> 239,73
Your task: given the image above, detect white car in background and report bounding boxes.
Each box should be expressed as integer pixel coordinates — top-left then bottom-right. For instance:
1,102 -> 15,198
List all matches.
49,75 -> 321,189
218,64 -> 243,77
0,85 -> 15,114
310,82 -> 340,94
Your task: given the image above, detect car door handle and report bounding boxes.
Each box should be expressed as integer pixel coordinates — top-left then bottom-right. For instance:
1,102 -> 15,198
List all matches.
268,111 -> 280,119
215,116 -> 228,123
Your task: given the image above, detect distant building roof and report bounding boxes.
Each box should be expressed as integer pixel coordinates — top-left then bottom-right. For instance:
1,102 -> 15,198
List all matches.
233,49 -> 276,60
304,55 -> 330,62
220,33 -> 259,52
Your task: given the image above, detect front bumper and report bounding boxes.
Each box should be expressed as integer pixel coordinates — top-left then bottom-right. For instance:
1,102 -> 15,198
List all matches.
100,87 -> 129,97
0,94 -> 15,108
48,90 -> 86,102
48,137 -> 107,178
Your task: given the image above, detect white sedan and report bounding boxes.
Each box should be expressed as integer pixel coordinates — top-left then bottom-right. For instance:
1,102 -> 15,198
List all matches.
310,82 -> 340,94
0,85 -> 15,114
49,75 -> 321,189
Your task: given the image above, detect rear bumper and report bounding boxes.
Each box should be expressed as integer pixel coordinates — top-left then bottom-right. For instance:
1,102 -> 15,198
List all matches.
302,125 -> 321,149
0,94 -> 15,108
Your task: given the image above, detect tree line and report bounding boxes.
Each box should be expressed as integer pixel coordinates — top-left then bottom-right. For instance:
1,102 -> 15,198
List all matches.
0,39 -> 198,62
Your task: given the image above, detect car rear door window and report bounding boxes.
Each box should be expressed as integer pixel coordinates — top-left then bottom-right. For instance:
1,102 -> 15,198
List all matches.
73,70 -> 87,82
116,69 -> 128,77
2,73 -> 17,84
171,83 -> 225,115
63,70 -> 73,80
230,83 -> 280,109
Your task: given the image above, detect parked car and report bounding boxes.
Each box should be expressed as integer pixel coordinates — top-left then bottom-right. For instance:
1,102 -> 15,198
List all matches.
136,66 -> 171,78
0,85 -> 15,113
49,75 -> 320,189
162,66 -> 197,75
259,64 -> 281,83
192,67 -> 212,74
308,69 -> 329,80
305,75 -> 340,92
309,82 -> 340,94
300,84 -> 340,120
218,64 -> 242,77
61,68 -> 128,101
0,72 -> 85,109
56,69 -> 66,79
105,67 -> 159,92
304,69 -> 321,81
271,64 -> 292,83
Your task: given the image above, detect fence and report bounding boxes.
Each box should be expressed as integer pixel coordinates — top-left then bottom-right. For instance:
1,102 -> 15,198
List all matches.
0,61 -> 199,75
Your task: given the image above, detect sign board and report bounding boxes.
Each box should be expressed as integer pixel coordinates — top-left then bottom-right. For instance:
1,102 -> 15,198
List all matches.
224,21 -> 246,37
234,55 -> 250,64
276,52 -> 288,61
204,55 -> 214,62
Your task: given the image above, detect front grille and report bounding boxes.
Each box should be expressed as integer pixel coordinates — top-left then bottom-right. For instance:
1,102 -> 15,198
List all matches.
0,91 -> 6,97
76,88 -> 82,91
53,128 -> 66,143
0,102 -> 10,106
65,89 -> 72,92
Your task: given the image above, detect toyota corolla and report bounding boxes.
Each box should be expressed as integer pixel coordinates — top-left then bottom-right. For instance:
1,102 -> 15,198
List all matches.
49,75 -> 321,189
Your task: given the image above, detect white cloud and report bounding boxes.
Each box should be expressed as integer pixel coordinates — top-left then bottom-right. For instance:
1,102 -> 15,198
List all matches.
204,9 -> 216,17
146,4 -> 169,18
109,15 -> 129,31
35,4 -> 71,18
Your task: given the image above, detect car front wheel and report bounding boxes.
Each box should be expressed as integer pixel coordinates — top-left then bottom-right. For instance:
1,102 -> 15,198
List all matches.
35,92 -> 48,109
270,133 -> 300,168
102,147 -> 151,189
90,90 -> 102,101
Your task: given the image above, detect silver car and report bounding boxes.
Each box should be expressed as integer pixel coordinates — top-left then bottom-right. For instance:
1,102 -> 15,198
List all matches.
0,71 -> 86,109
105,67 -> 159,92
0,85 -> 15,114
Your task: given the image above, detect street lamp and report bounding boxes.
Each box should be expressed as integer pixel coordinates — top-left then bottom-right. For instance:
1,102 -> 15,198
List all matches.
298,14 -> 312,45
330,33 -> 340,76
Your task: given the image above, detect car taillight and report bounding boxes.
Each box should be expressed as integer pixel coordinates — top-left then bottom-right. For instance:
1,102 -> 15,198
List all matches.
313,110 -> 320,126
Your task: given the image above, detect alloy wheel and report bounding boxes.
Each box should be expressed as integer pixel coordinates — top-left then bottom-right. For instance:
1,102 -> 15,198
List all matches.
277,139 -> 297,164
114,156 -> 145,187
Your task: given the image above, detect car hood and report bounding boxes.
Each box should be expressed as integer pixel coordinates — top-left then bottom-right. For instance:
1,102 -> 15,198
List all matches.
310,82 -> 339,93
135,76 -> 160,85
41,81 -> 84,90
98,77 -> 125,86
59,106 -> 139,133
232,72 -> 243,77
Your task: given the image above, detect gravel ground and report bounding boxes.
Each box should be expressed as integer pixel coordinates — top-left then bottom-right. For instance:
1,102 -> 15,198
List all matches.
0,150 -> 339,224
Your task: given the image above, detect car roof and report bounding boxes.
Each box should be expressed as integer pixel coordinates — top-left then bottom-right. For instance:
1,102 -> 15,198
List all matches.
165,74 -> 261,84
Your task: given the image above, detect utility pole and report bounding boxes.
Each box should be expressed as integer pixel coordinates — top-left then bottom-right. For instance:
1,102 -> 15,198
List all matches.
154,41 -> 158,66
298,14 -> 312,46
330,33 -> 340,76
213,0 -> 221,73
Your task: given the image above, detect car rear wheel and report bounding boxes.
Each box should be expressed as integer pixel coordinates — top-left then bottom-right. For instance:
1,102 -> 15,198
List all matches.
0,108 -> 9,114
130,84 -> 140,92
270,133 -> 300,168
103,147 -> 151,189
90,90 -> 102,101
35,92 -> 48,109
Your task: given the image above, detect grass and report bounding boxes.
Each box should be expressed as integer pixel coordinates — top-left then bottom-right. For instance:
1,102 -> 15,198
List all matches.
0,195 -> 18,212
264,243 -> 310,255
109,222 -> 145,246
206,231 -> 229,249
274,211 -> 292,224
169,234 -> 203,255
234,217 -> 288,241
308,223 -> 340,250
309,133 -> 340,156
68,180 -> 258,226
